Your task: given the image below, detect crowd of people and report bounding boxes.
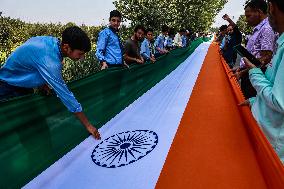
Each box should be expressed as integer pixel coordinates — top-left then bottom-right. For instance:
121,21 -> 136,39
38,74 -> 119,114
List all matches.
96,10 -> 194,70
0,9 -> 196,141
216,0 -> 284,162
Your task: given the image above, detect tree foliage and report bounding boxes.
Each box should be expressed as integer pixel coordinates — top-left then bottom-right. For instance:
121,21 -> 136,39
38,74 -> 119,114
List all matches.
114,0 -> 228,32
0,15 -> 104,81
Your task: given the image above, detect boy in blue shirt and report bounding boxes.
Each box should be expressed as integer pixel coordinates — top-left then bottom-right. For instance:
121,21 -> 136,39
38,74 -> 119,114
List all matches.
0,26 -> 101,140
181,29 -> 187,47
164,28 -> 175,51
154,25 -> 169,58
96,10 -> 126,70
140,28 -> 156,63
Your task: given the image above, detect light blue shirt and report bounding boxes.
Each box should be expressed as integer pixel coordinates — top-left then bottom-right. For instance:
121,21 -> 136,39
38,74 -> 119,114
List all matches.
220,36 -> 226,50
154,34 -> 165,54
220,35 -> 231,50
181,35 -> 187,47
249,33 -> 284,162
95,27 -> 123,65
0,36 -> 82,113
140,38 -> 152,60
164,36 -> 173,48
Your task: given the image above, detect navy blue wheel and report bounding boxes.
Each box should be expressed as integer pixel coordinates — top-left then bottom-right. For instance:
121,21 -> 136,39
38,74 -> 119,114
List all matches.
91,130 -> 158,168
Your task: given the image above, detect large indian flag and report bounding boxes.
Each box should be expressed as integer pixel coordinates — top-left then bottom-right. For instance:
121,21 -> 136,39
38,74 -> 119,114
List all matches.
1,40 -> 284,189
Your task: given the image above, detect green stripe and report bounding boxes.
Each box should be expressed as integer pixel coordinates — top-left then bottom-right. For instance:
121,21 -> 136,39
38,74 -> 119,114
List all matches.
0,39 -> 205,189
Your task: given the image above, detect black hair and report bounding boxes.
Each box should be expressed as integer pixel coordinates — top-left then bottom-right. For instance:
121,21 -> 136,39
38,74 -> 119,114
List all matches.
146,28 -> 154,34
62,26 -> 91,52
219,25 -> 228,32
245,0 -> 268,14
134,25 -> 146,33
109,10 -> 122,20
161,25 -> 169,33
268,0 -> 284,13
179,28 -> 186,33
168,28 -> 176,36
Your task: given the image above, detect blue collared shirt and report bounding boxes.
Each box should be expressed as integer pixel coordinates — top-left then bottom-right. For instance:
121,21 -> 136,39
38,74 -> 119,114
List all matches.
249,33 -> 284,162
140,38 -> 152,60
181,35 -> 187,47
95,27 -> 123,65
0,36 -> 82,113
220,35 -> 227,50
154,34 -> 165,54
164,36 -> 173,48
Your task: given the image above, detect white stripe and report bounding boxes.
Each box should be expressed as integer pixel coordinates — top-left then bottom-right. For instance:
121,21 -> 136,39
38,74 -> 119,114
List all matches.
23,42 -> 210,189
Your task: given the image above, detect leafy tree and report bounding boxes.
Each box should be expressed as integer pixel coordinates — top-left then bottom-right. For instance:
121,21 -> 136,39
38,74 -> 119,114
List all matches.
209,26 -> 219,33
114,0 -> 228,32
0,15 -> 103,81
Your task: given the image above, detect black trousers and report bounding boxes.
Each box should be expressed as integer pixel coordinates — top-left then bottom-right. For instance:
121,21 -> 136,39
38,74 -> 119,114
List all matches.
0,80 -> 33,101
240,67 -> 267,99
